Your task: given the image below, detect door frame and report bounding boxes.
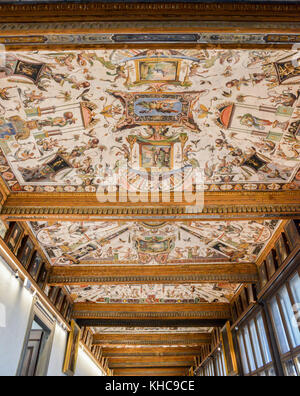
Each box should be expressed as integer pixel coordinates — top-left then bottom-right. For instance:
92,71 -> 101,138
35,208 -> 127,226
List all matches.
16,297 -> 55,377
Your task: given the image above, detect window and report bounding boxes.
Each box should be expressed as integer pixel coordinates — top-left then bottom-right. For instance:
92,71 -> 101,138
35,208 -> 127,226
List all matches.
268,269 -> 300,376
197,346 -> 226,376
237,310 -> 274,376
257,312 -> 272,364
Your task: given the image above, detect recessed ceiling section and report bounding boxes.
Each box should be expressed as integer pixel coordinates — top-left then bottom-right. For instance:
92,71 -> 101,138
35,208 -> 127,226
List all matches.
0,49 -> 299,196
28,219 -> 280,266
68,283 -> 240,304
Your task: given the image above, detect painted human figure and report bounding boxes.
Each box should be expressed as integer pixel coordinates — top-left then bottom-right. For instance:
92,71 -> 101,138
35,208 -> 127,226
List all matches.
239,113 -> 287,131
36,112 -> 76,130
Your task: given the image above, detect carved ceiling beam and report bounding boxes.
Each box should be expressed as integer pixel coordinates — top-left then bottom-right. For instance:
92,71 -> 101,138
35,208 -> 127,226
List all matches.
76,318 -> 227,328
102,347 -> 205,357
49,263 -> 258,285
1,20 -> 300,51
93,333 -> 211,344
0,2 -> 300,23
113,367 -> 189,376
108,355 -> 196,368
2,191 -> 300,221
73,302 -> 231,322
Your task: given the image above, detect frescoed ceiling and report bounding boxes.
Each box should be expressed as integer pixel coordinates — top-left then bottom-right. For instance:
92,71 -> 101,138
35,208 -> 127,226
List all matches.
68,283 -> 240,304
0,35 -> 299,376
0,49 -> 299,195
28,219 -> 280,266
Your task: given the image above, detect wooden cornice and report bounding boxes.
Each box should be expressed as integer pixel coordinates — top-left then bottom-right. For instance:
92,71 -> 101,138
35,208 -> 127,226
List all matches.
108,355 -> 195,368
76,318 -> 227,328
113,367 -> 189,376
93,333 -> 211,344
2,191 -> 300,221
49,263 -> 258,285
0,2 -> 300,22
73,302 -> 231,321
102,346 -> 205,357
1,18 -> 300,52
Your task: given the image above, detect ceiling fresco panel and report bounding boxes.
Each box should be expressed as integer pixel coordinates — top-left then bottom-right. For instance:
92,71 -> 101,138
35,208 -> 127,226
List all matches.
0,49 -> 299,195
28,219 -> 281,266
68,283 -> 240,304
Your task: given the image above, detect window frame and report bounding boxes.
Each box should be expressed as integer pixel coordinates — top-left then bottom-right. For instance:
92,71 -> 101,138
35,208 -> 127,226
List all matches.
267,268 -> 300,376
236,308 -> 275,376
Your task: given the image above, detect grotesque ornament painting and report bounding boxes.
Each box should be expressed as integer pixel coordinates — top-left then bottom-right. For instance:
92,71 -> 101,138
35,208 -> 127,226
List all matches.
0,49 -> 298,194
29,219 -> 280,266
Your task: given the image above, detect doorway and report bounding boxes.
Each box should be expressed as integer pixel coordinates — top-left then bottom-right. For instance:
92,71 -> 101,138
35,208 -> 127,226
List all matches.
17,301 -> 55,376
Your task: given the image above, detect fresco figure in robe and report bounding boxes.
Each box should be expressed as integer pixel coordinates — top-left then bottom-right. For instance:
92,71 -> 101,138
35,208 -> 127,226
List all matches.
238,113 -> 287,131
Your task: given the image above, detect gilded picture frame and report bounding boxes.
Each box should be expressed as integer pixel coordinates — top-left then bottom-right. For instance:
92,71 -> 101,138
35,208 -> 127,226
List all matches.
63,320 -> 81,376
221,321 -> 238,376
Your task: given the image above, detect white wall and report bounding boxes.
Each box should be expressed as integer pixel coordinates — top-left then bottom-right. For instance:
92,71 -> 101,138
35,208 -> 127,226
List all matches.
47,324 -> 105,376
0,257 -> 33,376
47,323 -> 68,376
75,347 -> 105,377
0,257 -> 105,377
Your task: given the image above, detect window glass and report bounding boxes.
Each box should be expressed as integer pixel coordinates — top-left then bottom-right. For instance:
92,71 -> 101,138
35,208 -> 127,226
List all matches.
216,354 -> 221,376
209,361 -> 213,376
283,359 -> 298,376
249,319 -> 263,367
289,272 -> 300,304
238,333 -> 249,374
278,286 -> 300,348
243,326 -> 256,371
268,366 -> 276,376
211,361 -> 214,376
270,296 -> 290,354
221,349 -> 226,376
257,313 -> 272,363
295,355 -> 300,375
219,353 -> 225,376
